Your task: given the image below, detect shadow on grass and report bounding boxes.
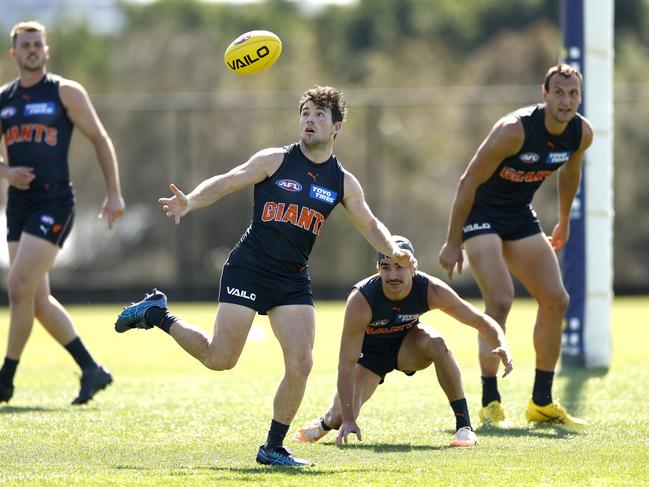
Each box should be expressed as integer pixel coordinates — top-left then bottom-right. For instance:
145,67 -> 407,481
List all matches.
318,441 -> 446,453
474,425 -> 576,439
558,367 -> 608,414
0,405 -> 65,414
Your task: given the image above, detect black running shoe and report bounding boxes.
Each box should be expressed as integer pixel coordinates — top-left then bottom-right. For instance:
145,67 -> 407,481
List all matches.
72,366 -> 113,405
0,382 -> 14,404
115,289 -> 167,333
255,444 -> 313,466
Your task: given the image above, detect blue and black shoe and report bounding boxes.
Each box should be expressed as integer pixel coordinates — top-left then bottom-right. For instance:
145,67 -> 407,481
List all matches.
72,366 -> 113,405
115,289 -> 167,333
255,444 -> 314,467
0,382 -> 14,404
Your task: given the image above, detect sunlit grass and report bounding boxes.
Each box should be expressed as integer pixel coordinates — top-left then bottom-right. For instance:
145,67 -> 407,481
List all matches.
1,297 -> 647,485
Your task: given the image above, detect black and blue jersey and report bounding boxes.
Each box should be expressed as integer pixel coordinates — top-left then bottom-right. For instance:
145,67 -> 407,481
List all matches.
228,142 -> 345,275
0,73 -> 74,187
473,104 -> 584,212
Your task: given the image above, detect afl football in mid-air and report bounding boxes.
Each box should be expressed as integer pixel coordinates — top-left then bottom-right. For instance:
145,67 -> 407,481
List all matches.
224,30 -> 282,76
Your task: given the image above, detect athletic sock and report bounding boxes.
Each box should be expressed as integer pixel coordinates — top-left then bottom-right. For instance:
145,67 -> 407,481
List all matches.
64,337 -> 98,372
265,419 -> 290,448
144,307 -> 177,334
481,376 -> 500,407
320,417 -> 333,431
450,398 -> 472,431
532,368 -> 555,406
0,357 -> 19,386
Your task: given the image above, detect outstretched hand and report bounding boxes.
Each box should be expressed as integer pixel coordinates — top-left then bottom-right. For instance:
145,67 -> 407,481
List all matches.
336,419 -> 362,447
491,346 -> 513,378
159,183 -> 190,224
438,242 -> 463,280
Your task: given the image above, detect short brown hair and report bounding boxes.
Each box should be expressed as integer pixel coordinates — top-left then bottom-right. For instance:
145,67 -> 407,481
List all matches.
10,21 -> 46,47
543,63 -> 583,92
299,85 -> 347,124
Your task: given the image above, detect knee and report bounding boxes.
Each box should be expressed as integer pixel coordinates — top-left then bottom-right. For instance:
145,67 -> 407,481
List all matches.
427,336 -> 452,362
539,289 -> 570,314
484,294 -> 513,325
202,354 -> 238,371
7,275 -> 35,305
286,352 -> 313,379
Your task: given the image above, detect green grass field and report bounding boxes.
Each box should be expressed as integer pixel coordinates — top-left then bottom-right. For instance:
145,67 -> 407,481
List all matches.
1,297 -> 648,486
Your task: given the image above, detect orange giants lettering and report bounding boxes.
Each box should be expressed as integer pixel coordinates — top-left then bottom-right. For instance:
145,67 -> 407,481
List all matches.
5,124 -> 58,147
499,166 -> 553,183
366,320 -> 417,335
261,201 -> 325,235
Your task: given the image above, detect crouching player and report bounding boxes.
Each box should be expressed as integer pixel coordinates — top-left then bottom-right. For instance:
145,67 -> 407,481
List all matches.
295,236 -> 513,447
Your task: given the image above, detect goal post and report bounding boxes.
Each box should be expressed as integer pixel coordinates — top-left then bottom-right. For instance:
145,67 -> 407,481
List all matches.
560,0 -> 614,369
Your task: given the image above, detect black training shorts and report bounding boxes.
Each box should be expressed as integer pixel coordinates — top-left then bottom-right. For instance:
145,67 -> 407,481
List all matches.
358,332 -> 416,384
218,261 -> 313,315
6,183 -> 75,248
462,204 -> 542,242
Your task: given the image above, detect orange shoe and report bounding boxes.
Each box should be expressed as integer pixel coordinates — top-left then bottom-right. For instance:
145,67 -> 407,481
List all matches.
293,417 -> 330,443
449,426 -> 478,447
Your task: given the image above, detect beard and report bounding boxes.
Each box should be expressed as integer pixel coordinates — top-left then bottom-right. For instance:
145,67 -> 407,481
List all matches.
19,56 -> 46,72
301,134 -> 329,150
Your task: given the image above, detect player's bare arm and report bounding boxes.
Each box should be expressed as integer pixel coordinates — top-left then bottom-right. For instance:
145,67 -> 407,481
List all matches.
0,117 -> 35,190
336,289 -> 371,446
550,117 -> 594,251
59,79 -> 125,229
426,275 -> 513,377
439,116 -> 524,279
159,148 -> 284,224
341,170 -> 417,271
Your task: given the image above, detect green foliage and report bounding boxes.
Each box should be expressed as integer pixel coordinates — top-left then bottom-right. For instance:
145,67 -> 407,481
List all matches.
0,298 -> 647,485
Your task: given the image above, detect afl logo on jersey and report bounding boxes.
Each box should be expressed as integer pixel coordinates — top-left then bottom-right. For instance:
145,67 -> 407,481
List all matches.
1,106 -> 16,119
276,179 -> 302,192
519,152 -> 540,164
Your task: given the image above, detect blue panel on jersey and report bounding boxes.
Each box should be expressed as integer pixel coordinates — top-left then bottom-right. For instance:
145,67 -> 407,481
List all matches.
309,184 -> 337,205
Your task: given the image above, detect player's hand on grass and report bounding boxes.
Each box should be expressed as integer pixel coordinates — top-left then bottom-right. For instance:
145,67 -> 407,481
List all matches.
491,346 -> 513,378
336,419 -> 362,447
438,242 -> 463,280
159,183 -> 190,224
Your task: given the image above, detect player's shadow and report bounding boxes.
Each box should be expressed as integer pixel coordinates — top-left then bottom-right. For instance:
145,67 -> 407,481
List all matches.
210,466 -> 332,476
473,425 -> 575,439
558,366 -> 608,413
320,441 -> 446,453
0,405 -> 64,414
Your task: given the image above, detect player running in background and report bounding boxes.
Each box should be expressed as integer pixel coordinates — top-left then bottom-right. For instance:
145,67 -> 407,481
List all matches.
438,64 -> 592,429
295,236 -> 512,447
0,21 -> 124,405
115,86 -> 416,466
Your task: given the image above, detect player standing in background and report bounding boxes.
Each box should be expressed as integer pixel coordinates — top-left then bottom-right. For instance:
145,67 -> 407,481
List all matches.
295,236 -> 512,448
0,21 -> 125,405
439,64 -> 592,429
115,86 -> 416,466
